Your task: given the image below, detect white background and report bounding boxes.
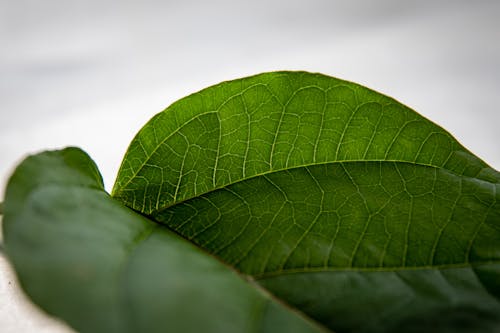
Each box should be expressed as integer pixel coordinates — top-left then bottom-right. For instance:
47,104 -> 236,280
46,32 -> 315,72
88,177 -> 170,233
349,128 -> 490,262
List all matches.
1,1 -> 499,332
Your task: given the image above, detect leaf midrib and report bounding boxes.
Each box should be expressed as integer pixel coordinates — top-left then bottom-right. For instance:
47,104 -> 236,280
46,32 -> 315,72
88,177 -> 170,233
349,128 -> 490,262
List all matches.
142,158 -> 496,217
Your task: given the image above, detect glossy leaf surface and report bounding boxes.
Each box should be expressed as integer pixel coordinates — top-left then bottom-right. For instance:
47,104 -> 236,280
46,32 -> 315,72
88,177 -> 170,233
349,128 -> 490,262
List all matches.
113,72 -> 500,332
2,148 -> 325,333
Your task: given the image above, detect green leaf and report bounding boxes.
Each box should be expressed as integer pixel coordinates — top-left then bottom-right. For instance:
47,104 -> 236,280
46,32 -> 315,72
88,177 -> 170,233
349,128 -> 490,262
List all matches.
113,71 -> 500,332
2,148 -> 326,333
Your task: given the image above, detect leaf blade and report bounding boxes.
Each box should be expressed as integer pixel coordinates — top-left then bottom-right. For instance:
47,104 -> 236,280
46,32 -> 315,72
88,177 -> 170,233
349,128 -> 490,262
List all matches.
112,71 -> 500,332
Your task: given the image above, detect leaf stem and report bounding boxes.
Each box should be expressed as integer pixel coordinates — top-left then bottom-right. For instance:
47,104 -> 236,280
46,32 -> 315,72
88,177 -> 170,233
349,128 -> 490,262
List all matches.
0,201 -> 3,215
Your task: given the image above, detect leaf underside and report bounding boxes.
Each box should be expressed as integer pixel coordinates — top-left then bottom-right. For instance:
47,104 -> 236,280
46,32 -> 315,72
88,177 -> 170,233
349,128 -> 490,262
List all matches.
3,71 -> 500,333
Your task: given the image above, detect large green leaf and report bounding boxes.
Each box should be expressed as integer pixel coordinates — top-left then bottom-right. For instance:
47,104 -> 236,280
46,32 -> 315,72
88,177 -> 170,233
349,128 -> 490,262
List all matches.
2,148 -> 326,333
112,71 -> 500,332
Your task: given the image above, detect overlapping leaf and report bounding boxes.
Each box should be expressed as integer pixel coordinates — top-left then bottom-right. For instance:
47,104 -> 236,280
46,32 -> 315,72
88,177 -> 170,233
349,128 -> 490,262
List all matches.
2,71 -> 500,333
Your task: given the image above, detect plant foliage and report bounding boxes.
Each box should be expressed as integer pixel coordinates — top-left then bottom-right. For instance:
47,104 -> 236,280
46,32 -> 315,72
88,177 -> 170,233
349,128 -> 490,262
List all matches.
2,72 -> 500,333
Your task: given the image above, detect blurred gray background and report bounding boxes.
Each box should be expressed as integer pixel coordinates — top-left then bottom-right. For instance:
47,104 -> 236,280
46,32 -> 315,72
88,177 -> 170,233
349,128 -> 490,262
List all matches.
1,1 -> 499,332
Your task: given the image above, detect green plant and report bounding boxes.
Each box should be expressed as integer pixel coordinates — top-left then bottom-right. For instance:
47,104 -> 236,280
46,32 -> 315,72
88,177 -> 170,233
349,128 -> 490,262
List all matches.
1,71 -> 499,333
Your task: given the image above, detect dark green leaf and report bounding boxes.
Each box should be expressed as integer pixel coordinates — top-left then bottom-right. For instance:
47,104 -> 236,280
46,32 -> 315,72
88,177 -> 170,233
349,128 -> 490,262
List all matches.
113,71 -> 500,332
2,148 -> 326,333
